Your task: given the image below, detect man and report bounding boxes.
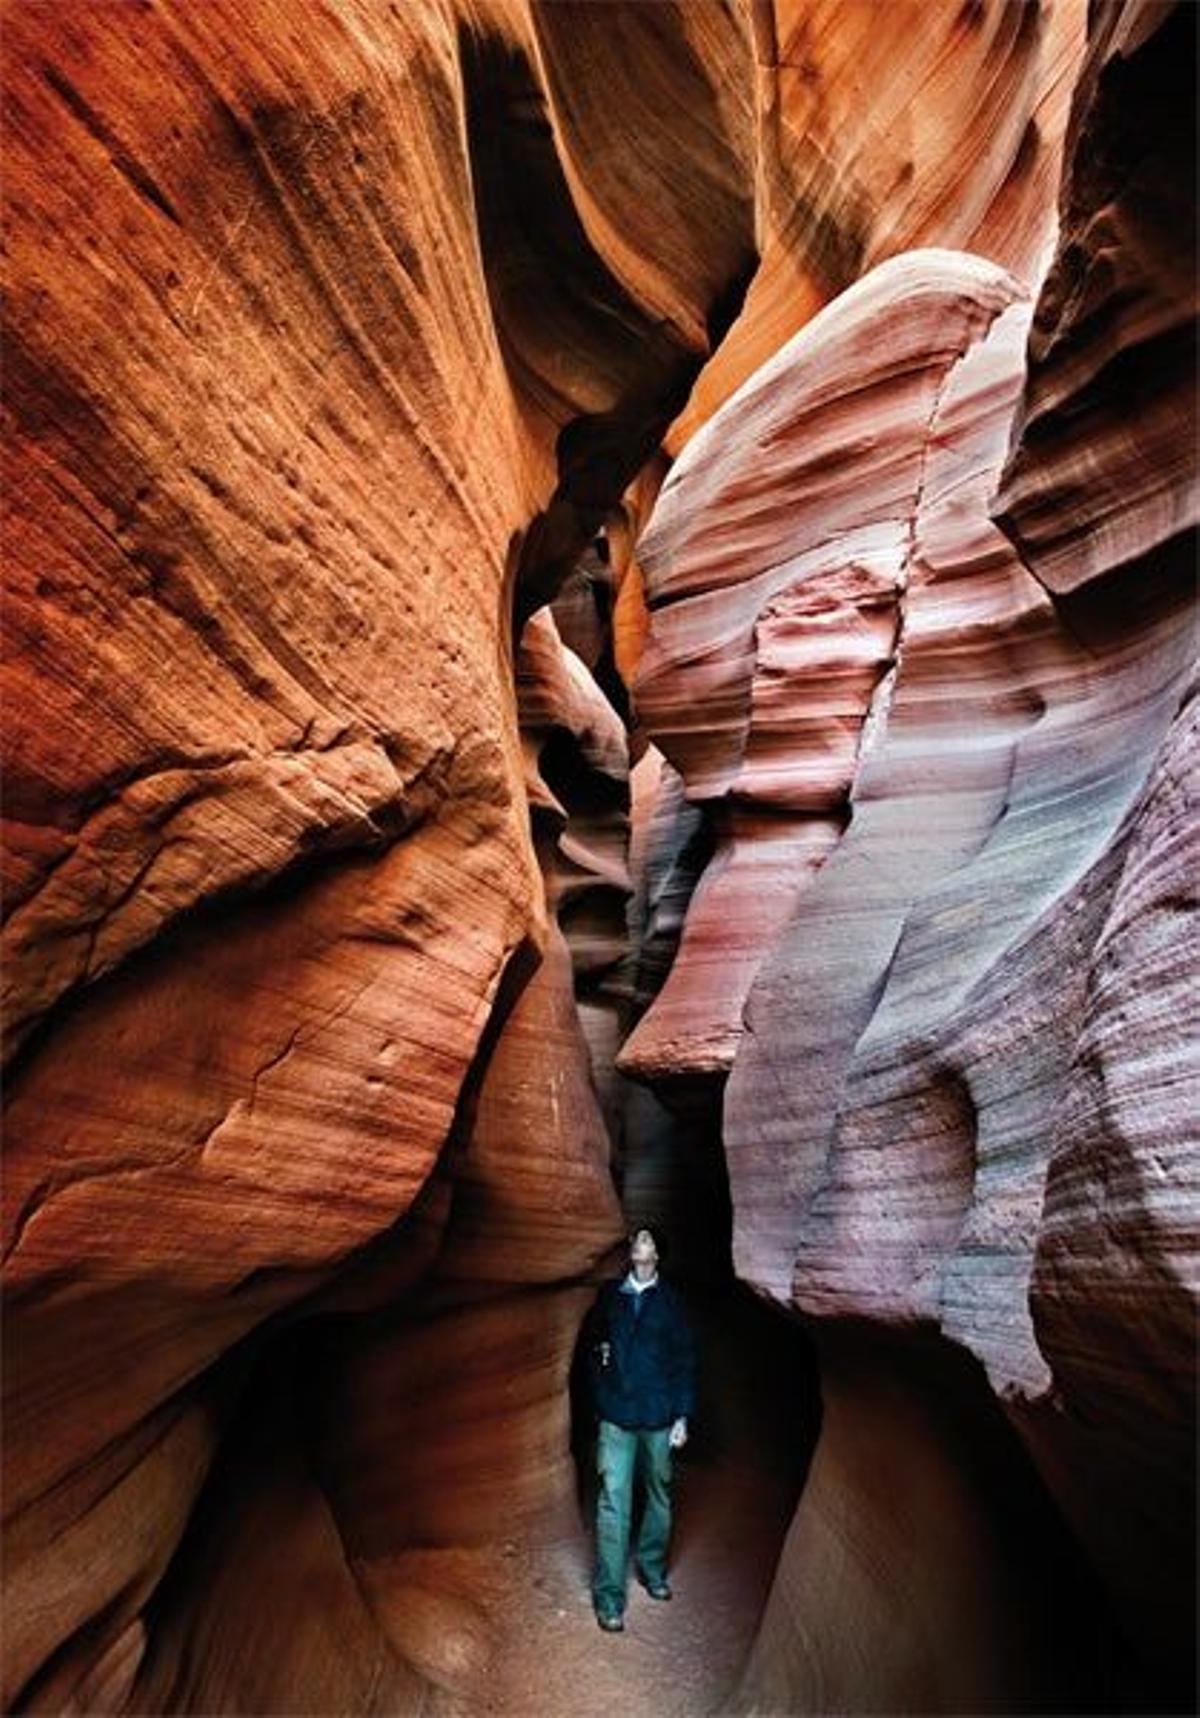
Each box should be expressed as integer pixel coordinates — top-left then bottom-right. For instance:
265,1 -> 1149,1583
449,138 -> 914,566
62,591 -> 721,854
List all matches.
584,1225 -> 697,1632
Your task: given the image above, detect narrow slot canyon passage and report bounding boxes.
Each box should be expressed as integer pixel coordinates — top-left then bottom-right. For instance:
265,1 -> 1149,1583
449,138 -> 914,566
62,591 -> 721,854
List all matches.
2,4 -> 1196,1716
495,1076 -> 822,1718
487,1279 -> 819,1718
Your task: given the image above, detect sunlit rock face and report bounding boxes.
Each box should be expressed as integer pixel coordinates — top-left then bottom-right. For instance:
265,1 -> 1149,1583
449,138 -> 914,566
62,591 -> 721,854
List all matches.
1,2 -> 652,1707
624,3 -> 1197,1709
664,0 -> 1087,448
2,0 -> 1195,1714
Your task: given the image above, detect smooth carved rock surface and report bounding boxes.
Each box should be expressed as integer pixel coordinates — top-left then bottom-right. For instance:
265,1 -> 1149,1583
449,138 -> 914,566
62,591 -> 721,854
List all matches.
623,10 -> 1197,1692
3,7 -> 538,1061
2,808 -> 532,1708
1023,685 -> 1198,1676
666,0 -> 1088,450
3,0 -> 1196,1712
994,1 -> 1198,593
1,2 -> 659,1707
622,250 -> 1031,1086
627,246 -> 1194,1692
732,1329 -> 1109,1717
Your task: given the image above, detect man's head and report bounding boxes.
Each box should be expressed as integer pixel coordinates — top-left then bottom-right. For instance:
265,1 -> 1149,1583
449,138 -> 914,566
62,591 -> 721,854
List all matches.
628,1226 -> 661,1279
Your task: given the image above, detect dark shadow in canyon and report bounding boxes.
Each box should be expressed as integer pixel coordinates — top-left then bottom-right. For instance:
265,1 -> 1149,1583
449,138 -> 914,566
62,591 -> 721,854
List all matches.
562,1073 -> 824,1716
744,1314 -> 1168,1718
456,22 -> 756,630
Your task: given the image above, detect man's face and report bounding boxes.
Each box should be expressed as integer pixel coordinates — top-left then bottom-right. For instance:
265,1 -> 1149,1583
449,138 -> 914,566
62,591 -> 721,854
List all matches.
630,1231 -> 658,1275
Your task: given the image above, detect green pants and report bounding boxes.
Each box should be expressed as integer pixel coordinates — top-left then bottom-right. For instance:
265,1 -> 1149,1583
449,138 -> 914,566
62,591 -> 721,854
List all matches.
592,1418 -> 674,1612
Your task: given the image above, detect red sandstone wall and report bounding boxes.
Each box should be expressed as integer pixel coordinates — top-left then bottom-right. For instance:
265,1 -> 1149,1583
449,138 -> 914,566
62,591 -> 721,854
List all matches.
2,1 -> 1194,1712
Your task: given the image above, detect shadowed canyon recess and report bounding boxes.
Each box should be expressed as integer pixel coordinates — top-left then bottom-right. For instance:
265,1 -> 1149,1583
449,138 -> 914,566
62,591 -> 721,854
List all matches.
1,1 -> 1196,1714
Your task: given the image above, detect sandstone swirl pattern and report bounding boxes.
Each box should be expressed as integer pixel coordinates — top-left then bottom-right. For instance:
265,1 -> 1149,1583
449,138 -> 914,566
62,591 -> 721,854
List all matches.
621,7 -> 1196,1708
1,3 -> 654,1706
2,1 -> 1195,1714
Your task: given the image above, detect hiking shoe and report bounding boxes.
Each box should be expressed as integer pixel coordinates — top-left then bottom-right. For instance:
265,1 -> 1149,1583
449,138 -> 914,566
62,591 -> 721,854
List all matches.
595,1608 -> 625,1631
637,1570 -> 672,1600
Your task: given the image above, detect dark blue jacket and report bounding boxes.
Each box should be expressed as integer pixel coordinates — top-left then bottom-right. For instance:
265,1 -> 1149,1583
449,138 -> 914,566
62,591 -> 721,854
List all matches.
585,1276 -> 697,1431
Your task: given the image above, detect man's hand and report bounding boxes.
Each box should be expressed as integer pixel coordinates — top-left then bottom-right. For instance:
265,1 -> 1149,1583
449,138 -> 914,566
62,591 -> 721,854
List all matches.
668,1417 -> 688,1449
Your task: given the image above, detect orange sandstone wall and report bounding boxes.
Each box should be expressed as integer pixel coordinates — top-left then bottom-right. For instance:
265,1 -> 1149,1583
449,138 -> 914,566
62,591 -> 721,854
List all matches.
2,1 -> 1195,1713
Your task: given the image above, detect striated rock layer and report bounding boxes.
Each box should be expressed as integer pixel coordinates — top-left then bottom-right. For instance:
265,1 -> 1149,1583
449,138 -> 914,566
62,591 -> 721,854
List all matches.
665,0 -> 1088,450
623,4 -> 1197,1709
994,1 -> 1198,593
2,0 -> 1195,1713
1,1 -> 662,1706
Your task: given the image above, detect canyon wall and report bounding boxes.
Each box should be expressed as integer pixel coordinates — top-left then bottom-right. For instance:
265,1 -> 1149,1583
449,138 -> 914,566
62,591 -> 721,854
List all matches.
2,2 -> 658,1705
621,2 -> 1197,1710
2,1 -> 1195,1713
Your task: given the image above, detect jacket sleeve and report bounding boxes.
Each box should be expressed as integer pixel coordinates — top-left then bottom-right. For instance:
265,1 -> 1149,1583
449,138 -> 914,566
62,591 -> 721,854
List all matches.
582,1287 -> 610,1414
666,1290 -> 697,1421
